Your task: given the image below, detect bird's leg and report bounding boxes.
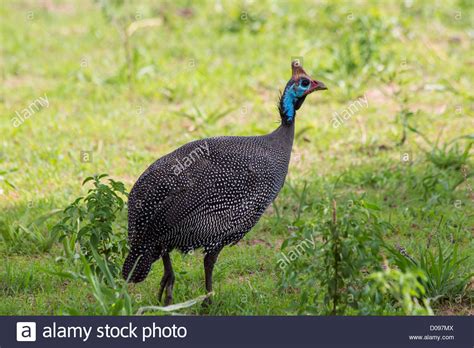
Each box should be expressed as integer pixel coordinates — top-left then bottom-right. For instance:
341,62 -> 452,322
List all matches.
157,253 -> 175,306
203,249 -> 221,307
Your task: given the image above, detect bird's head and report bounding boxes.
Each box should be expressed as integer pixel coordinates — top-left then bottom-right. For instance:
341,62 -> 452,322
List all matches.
279,61 -> 327,125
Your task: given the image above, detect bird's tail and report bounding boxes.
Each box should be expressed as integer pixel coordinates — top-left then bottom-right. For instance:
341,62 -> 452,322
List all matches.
122,247 -> 155,283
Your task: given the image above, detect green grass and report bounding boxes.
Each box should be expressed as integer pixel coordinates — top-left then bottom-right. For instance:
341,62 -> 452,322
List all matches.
1,0 -> 473,315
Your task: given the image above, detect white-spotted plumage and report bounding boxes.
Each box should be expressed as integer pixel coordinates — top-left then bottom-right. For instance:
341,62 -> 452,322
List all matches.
122,127 -> 294,282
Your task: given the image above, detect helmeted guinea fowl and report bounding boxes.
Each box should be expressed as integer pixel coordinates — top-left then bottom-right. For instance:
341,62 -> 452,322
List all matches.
122,61 -> 327,305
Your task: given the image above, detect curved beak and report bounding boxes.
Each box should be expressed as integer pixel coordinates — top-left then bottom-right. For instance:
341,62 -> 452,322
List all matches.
304,79 -> 327,96
311,79 -> 327,92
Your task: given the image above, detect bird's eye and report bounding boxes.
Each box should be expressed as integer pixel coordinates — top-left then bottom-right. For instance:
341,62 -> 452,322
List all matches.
300,79 -> 310,88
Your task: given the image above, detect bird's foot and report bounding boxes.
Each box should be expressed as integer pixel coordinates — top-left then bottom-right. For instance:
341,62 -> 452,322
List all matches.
201,293 -> 213,308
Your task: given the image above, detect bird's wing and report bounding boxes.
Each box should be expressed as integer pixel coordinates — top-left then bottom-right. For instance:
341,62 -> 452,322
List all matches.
127,138 -> 284,251
159,144 -> 282,248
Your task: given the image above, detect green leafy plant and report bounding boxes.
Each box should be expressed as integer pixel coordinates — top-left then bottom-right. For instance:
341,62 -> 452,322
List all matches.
321,199 -> 387,314
0,209 -> 61,255
367,267 -> 433,315
408,129 -> 473,170
53,174 -> 128,278
54,248 -> 211,315
56,250 -> 134,315
387,241 -> 472,303
280,195 -> 389,315
426,141 -> 472,171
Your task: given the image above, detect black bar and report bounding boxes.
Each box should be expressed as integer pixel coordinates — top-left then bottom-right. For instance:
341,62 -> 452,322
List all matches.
2,316 -> 472,348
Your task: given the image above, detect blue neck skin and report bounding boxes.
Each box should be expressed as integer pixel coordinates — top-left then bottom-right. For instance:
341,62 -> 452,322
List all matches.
281,85 -> 297,122
280,80 -> 308,125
